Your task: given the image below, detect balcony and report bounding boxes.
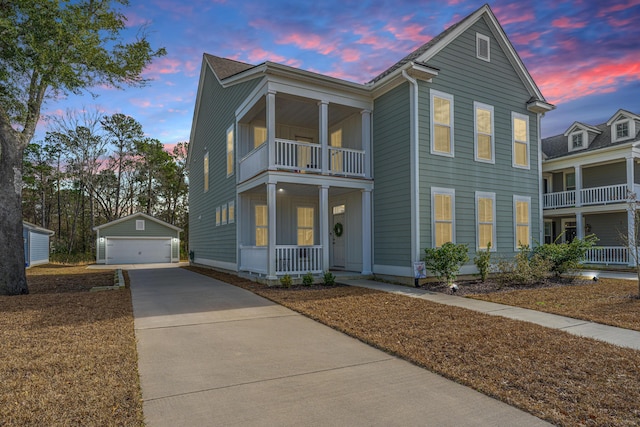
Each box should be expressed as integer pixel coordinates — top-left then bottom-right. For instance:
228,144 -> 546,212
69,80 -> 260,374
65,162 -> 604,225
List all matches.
543,184 -> 634,209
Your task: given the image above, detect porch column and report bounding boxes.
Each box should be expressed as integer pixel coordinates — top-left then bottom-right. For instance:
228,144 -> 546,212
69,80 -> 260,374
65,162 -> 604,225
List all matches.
319,100 -> 329,174
576,212 -> 584,240
361,189 -> 372,275
267,182 -> 277,279
626,156 -> 635,197
361,109 -> 372,178
628,206 -> 637,267
319,185 -> 329,272
575,165 -> 582,207
267,90 -> 276,170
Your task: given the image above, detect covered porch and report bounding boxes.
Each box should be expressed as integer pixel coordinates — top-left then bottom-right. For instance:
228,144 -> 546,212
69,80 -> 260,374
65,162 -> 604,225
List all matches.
237,176 -> 373,278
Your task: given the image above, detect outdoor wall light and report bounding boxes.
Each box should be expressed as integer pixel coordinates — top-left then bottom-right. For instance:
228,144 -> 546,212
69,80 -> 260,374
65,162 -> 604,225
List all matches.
99,237 -> 105,243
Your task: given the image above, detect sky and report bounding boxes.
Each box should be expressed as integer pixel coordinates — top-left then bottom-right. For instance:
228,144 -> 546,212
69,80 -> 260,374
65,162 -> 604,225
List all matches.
36,0 -> 640,148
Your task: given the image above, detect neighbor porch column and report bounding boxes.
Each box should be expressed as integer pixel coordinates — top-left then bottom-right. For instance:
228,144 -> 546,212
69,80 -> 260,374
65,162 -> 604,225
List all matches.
361,188 -> 372,275
576,212 -> 584,240
361,109 -> 372,178
626,156 -> 635,197
575,165 -> 582,207
319,100 -> 329,174
267,90 -> 276,170
267,182 -> 277,279
319,185 -> 329,272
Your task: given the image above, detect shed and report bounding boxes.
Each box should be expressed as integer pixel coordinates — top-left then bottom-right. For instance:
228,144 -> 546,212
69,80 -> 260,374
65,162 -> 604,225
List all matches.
93,213 -> 183,265
23,221 -> 54,268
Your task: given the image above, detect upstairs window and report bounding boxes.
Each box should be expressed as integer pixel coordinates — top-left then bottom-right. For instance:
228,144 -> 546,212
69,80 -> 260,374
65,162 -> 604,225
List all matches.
254,126 -> 267,149
203,153 -> 209,192
476,33 -> 490,62
430,90 -> 454,156
221,204 -> 227,225
215,207 -> 221,226
572,133 -> 583,148
512,112 -> 529,169
228,201 -> 235,224
226,125 -> 234,177
616,121 -> 629,140
474,102 -> 494,163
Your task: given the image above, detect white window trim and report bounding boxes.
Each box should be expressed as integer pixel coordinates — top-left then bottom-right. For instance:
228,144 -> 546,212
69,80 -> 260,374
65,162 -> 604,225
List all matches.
226,124 -> 234,177
612,119 -> 632,142
513,195 -> 531,250
221,203 -> 228,225
136,219 -> 145,231
203,152 -> 209,192
568,130 -> 586,152
475,191 -> 497,252
430,89 -> 454,158
512,112 -> 530,170
255,204 -> 267,246
296,206 -> 315,246
215,206 -> 221,226
473,102 -> 495,163
431,187 -> 456,247
476,33 -> 490,62
228,200 -> 235,224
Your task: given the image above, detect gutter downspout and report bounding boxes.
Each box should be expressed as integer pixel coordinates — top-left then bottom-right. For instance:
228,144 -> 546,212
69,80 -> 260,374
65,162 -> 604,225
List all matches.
402,70 -> 420,264
537,113 -> 544,245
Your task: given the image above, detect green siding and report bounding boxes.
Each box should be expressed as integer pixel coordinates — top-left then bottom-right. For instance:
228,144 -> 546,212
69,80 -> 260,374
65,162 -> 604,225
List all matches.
416,17 -> 541,260
189,65 -> 260,265
372,83 -> 412,266
584,162 -> 626,188
584,212 -> 626,246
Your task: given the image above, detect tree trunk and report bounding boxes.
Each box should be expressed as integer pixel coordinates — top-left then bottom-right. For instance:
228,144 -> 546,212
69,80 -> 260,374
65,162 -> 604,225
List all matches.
0,135 -> 29,295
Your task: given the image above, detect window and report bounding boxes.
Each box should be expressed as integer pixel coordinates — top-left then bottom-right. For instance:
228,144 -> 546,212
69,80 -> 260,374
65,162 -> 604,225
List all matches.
226,125 -> 234,176
616,121 -> 629,139
254,126 -> 267,149
476,33 -> 490,62
474,102 -> 494,163
476,192 -> 496,251
544,221 -> 553,245
203,153 -> 209,192
330,129 -> 343,173
572,132 -> 583,149
228,200 -> 235,224
432,188 -> 455,247
297,207 -> 314,246
514,196 -> 531,249
136,220 -> 145,231
215,207 -> 221,226
430,90 -> 454,156
565,172 -> 576,191
512,112 -> 529,168
255,205 -> 267,246
332,204 -> 345,215
221,204 -> 227,225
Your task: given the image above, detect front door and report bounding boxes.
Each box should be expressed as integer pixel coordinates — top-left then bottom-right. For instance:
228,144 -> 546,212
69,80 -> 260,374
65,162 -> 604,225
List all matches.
332,211 -> 345,268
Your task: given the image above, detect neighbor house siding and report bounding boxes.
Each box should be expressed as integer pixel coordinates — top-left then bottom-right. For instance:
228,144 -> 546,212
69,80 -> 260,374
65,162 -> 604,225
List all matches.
189,65 -> 260,266
584,212 -> 626,246
418,17 -> 540,260
372,82 -> 412,267
583,161 -> 626,188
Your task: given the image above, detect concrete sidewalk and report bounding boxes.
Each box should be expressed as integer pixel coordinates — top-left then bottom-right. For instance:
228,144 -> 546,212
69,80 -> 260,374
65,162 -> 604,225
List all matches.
130,268 -> 550,426
341,278 -> 640,351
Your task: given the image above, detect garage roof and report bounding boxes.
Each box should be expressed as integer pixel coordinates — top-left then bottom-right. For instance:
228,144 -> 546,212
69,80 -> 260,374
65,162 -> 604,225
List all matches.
93,212 -> 183,232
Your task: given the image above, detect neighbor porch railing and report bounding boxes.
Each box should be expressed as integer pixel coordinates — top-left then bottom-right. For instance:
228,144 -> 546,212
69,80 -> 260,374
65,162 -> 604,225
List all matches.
276,245 -> 322,274
544,184 -> 633,209
543,190 -> 575,209
584,246 -> 629,265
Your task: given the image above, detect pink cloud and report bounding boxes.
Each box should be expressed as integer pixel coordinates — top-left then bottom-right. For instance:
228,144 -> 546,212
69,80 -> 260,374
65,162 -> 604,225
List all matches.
551,17 -> 587,29
124,12 -> 150,28
493,4 -> 536,25
143,57 -> 183,78
383,22 -> 430,43
597,0 -> 640,16
130,98 -> 153,108
277,33 -> 336,55
511,31 -> 544,46
340,48 -> 360,63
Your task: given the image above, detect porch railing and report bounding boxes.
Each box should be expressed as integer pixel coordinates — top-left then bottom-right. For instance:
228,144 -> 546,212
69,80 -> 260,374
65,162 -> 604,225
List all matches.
276,245 -> 322,274
544,184 -> 633,209
584,246 -> 629,265
329,146 -> 365,177
239,246 -> 268,275
239,143 -> 268,182
275,139 -> 321,173
543,190 -> 575,209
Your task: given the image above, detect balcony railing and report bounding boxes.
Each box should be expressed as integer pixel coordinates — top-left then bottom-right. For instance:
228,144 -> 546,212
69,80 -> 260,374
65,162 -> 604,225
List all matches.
584,247 -> 629,265
239,143 -> 268,182
275,139 -> 321,173
276,245 -> 322,274
544,184 -> 632,209
329,146 -> 365,177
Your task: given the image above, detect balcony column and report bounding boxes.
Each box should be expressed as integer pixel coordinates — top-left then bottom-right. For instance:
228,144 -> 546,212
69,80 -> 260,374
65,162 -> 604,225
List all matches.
267,90 -> 276,170
361,109 -> 372,178
319,100 -> 329,174
361,189 -> 372,275
575,165 -> 582,207
627,156 -> 635,198
319,185 -> 329,272
267,182 -> 277,279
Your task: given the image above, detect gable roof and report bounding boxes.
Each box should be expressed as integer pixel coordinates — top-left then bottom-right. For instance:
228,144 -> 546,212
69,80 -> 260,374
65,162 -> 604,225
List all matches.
563,122 -> 602,136
204,54 -> 255,80
93,212 -> 183,232
23,221 -> 54,236
606,109 -> 640,126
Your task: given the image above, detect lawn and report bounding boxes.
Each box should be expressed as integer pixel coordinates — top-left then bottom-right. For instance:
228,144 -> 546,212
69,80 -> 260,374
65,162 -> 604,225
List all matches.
0,265 -> 143,427
187,266 -> 640,427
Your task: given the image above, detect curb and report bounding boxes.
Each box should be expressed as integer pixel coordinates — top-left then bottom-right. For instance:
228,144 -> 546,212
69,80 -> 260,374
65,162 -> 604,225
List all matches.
90,269 -> 126,292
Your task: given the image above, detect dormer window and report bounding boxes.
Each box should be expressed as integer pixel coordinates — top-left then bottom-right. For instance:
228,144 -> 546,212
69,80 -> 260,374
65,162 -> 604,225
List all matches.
568,130 -> 587,152
572,133 -> 583,148
607,110 -> 638,143
616,121 -> 629,139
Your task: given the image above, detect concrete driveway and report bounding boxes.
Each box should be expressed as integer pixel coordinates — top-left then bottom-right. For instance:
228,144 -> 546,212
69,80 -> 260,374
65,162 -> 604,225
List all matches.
130,267 -> 550,426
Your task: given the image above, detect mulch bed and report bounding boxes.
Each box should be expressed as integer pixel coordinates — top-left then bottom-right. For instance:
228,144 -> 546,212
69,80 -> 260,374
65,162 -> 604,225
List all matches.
187,266 -> 640,427
0,265 -> 143,426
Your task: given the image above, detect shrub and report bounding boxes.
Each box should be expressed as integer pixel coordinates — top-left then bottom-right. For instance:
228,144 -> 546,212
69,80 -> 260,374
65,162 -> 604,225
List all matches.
302,272 -> 314,286
424,242 -> 469,285
280,274 -> 293,288
535,235 -> 598,276
323,271 -> 336,286
496,246 -> 552,286
474,242 -> 492,282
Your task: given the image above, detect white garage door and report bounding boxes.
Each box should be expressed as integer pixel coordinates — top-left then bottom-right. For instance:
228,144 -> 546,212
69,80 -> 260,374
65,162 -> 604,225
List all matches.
106,238 -> 172,264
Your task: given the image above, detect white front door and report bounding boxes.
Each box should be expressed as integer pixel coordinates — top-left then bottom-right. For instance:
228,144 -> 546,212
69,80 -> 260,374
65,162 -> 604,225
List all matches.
332,213 -> 345,268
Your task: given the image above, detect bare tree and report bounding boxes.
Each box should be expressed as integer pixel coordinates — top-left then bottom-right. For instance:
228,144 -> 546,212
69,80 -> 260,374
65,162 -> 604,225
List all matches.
618,191 -> 640,298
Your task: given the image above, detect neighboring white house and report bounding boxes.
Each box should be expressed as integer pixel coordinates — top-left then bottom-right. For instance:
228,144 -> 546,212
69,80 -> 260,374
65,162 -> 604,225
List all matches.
93,213 -> 182,265
23,221 -> 54,268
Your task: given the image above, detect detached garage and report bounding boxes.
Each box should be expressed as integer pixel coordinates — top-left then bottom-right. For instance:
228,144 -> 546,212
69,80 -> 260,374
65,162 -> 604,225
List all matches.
94,213 -> 182,265
23,221 -> 54,268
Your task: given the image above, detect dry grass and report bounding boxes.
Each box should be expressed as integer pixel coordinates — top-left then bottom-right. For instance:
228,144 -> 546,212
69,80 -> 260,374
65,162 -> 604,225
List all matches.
186,266 -> 640,427
470,278 -> 640,331
0,265 -> 143,427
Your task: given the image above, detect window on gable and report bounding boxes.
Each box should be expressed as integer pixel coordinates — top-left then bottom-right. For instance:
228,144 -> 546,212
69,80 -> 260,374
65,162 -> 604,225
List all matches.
203,153 -> 209,192
226,125 -> 234,176
476,33 -> 490,62
572,133 -> 583,149
512,112 -> 529,169
616,121 -> 629,139
432,187 -> 455,248
136,220 -> 145,231
476,192 -> 496,251
430,90 -> 454,156
514,196 -> 531,249
255,205 -> 267,246
474,102 -> 494,163
297,207 -> 314,246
